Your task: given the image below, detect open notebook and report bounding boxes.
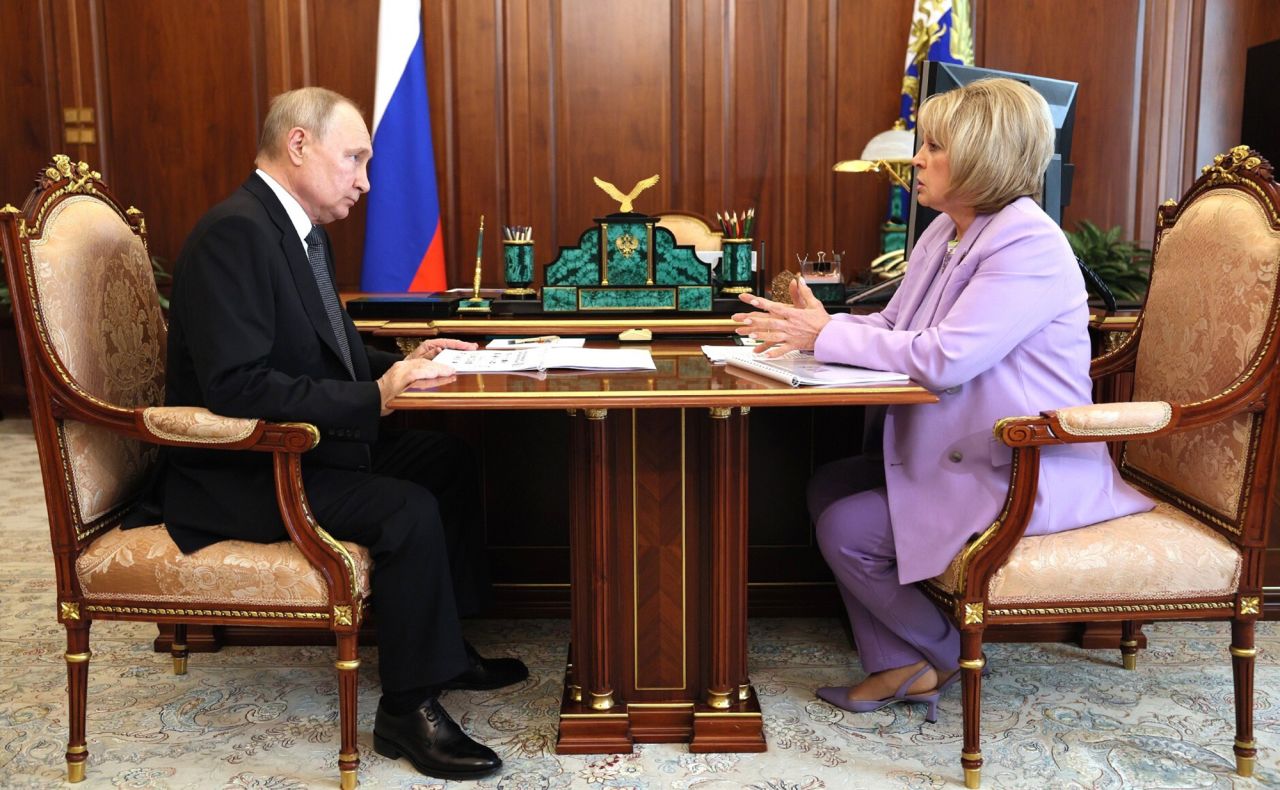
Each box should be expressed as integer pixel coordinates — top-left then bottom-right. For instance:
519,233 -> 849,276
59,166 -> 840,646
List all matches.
433,346 -> 655,373
726,352 -> 908,387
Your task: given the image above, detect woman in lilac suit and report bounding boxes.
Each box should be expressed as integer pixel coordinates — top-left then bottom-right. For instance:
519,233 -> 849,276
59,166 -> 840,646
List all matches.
732,78 -> 1151,718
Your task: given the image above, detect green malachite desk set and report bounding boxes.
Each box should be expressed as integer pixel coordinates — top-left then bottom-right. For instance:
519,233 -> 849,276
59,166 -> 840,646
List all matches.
503,174 -> 754,312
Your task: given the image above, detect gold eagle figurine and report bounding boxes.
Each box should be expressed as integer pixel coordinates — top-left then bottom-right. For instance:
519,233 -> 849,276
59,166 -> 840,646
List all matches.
593,174 -> 660,213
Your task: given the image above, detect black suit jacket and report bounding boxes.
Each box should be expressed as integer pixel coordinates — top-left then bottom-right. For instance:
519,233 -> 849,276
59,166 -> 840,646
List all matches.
160,174 -> 402,552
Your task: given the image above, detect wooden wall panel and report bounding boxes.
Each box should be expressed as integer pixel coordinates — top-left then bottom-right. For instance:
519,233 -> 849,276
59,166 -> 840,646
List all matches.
766,0 -> 824,274
95,0 -> 262,269
451,1 -> 507,287
0,1 -> 57,204
1202,0 -> 1280,173
979,0 -> 1144,240
311,0 -> 378,288
725,0 -> 781,262
421,0 -> 921,289
1245,0 -> 1280,47
1198,0 -> 1249,171
553,1 -> 674,242
833,0 -> 917,279
1132,0 -> 1205,246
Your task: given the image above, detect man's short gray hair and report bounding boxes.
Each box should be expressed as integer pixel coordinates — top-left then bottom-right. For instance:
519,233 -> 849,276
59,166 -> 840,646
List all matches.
257,87 -> 362,161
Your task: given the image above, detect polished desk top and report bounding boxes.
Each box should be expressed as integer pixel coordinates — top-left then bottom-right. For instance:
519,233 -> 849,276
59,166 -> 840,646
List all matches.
388,341 -> 937,411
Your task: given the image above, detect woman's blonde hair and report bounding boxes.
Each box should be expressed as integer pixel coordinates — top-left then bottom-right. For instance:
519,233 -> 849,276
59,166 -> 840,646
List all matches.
916,77 -> 1055,214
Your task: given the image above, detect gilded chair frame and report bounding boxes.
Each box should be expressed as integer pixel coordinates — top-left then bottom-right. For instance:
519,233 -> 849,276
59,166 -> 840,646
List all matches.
921,147 -> 1279,787
0,156 -> 366,789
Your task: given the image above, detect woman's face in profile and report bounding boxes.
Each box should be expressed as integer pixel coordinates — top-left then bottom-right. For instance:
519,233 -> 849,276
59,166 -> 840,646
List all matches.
911,135 -> 954,212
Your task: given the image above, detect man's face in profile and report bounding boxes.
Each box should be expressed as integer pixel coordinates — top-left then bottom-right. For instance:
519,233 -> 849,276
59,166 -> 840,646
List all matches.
295,102 -> 373,225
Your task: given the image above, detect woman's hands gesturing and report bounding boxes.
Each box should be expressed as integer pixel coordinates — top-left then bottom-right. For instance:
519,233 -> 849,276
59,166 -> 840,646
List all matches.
730,277 -> 832,357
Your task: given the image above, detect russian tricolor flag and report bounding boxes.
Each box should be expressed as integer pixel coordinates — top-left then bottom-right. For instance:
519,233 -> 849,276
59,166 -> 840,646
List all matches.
361,0 -> 446,292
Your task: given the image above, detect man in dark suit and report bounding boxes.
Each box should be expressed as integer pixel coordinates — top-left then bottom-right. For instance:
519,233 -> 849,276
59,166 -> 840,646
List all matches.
162,87 -> 525,780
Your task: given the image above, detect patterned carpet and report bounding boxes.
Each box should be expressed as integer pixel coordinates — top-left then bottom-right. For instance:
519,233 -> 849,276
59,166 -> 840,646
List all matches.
0,418 -> 1276,789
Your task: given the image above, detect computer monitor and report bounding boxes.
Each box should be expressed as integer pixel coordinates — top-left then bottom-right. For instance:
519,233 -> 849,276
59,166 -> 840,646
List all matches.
905,62 -> 1078,255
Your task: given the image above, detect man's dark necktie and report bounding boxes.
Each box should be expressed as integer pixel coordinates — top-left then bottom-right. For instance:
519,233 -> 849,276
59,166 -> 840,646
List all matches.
304,226 -> 355,378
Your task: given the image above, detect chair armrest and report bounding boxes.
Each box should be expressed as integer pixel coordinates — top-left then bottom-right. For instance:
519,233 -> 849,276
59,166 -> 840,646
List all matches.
137,407 -> 355,621
136,406 -> 319,453
43,387 -> 353,619
1054,401 -> 1173,437
995,401 -> 1180,447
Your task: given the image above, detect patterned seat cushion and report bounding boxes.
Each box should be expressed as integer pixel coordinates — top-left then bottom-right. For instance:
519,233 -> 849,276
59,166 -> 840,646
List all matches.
76,525 -> 372,608
933,502 -> 1241,605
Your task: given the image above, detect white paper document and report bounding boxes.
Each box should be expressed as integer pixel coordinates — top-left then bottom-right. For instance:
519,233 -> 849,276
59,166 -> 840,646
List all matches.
700,345 -> 790,364
725,352 -> 908,387
486,337 -> 587,349
434,346 -> 656,373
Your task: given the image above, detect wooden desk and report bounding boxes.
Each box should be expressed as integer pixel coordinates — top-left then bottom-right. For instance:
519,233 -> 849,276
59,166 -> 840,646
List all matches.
388,342 -> 936,754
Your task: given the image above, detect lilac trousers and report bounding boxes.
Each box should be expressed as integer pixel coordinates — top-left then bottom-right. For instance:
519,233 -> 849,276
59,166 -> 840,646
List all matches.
808,455 -> 960,675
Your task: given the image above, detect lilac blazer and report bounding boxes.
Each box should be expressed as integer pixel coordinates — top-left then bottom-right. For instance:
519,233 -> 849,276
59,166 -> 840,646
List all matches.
814,197 -> 1152,584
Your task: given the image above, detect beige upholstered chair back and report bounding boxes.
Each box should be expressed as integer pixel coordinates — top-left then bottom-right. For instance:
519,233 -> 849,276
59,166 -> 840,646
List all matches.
656,211 -> 723,251
1121,149 -> 1280,532
16,160 -> 166,535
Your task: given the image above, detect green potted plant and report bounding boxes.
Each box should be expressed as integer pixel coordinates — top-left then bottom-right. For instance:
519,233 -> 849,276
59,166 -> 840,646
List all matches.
150,255 -> 172,309
1065,220 -> 1151,306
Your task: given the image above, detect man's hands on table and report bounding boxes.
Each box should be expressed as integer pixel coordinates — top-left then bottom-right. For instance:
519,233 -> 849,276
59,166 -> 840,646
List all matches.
406,337 -> 478,360
378,339 -> 477,414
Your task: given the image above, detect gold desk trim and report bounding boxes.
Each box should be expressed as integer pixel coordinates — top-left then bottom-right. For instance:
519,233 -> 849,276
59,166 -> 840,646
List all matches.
397,386 -> 929,400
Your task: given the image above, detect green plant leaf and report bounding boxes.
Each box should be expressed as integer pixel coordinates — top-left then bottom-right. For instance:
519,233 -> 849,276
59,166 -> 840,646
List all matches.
1066,220 -> 1151,304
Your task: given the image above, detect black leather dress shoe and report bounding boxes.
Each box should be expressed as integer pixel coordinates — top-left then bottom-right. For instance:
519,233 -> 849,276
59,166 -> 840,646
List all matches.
442,641 -> 530,690
373,697 -> 501,780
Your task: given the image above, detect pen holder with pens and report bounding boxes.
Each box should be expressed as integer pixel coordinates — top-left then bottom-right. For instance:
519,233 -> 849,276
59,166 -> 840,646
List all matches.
503,239 -> 537,297
799,252 -> 845,304
719,238 -> 754,295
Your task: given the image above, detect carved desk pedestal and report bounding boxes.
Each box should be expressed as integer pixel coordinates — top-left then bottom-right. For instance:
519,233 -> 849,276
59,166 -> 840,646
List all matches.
388,343 -> 936,753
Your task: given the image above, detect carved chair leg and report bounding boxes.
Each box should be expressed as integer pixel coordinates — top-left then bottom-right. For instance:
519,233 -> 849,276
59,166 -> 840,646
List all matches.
1120,620 -> 1140,671
335,634 -> 360,790
959,629 -> 986,789
171,623 -> 189,675
1230,618 -> 1257,777
64,621 -> 91,783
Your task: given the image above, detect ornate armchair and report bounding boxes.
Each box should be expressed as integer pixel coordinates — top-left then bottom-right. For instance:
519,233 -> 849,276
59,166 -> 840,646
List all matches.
923,146 -> 1280,787
0,157 -> 371,789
